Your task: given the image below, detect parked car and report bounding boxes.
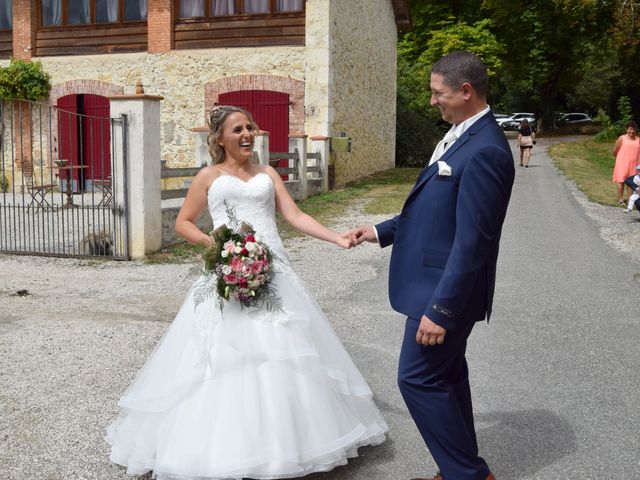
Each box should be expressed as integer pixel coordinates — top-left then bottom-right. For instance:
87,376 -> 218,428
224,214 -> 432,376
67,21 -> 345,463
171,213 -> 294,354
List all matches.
560,112 -> 592,124
499,112 -> 536,131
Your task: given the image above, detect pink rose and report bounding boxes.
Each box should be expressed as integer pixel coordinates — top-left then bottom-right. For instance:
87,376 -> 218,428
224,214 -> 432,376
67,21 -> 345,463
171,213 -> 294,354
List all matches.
223,273 -> 238,284
230,256 -> 244,272
251,261 -> 263,275
223,240 -> 235,253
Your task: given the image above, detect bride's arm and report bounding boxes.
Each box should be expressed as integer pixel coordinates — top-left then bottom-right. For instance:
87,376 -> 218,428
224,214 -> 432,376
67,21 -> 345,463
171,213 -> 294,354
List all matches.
175,168 -> 216,247
265,167 -> 353,248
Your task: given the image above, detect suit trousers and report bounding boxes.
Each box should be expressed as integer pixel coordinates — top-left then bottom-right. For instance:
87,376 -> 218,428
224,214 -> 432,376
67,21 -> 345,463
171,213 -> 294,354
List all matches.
397,317 -> 490,480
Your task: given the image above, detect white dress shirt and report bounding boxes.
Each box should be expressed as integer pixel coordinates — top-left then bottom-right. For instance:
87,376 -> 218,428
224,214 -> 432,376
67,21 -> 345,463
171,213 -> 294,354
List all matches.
373,106 -> 491,243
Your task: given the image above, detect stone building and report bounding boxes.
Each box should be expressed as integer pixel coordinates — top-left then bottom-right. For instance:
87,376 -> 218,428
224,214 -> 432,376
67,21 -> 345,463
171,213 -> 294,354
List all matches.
1,0 -> 410,187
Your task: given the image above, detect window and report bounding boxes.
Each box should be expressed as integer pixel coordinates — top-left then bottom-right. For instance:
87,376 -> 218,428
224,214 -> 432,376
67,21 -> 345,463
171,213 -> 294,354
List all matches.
41,0 -> 148,26
0,0 -> 12,30
178,0 -> 303,19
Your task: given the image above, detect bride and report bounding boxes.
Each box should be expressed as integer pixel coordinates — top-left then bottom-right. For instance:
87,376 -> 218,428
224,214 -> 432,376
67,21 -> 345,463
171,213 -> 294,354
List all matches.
106,105 -> 388,479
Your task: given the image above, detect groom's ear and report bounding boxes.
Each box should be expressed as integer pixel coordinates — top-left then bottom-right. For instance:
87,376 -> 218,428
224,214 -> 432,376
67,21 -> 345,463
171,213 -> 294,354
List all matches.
461,83 -> 473,100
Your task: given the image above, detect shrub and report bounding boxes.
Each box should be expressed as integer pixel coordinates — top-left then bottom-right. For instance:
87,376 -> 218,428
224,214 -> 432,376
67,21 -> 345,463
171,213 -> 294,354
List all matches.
594,109 -> 619,143
396,97 -> 442,168
594,96 -> 635,143
0,175 -> 9,193
0,59 -> 52,100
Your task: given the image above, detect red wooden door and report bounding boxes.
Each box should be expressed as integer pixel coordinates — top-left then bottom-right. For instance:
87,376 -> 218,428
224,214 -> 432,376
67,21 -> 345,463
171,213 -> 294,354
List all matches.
57,94 -> 111,191
81,94 -> 111,181
218,90 -> 289,169
56,95 -> 81,188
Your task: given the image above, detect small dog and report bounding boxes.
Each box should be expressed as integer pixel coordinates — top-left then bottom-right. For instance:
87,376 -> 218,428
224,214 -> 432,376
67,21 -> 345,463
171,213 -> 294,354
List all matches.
81,230 -> 114,256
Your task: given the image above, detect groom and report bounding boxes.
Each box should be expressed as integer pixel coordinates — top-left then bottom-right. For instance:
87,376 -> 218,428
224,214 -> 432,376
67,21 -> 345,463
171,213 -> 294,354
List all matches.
354,51 -> 514,479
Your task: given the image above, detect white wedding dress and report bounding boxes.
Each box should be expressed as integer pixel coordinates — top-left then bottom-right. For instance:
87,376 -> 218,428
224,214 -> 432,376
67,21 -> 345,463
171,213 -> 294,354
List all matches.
106,173 -> 388,480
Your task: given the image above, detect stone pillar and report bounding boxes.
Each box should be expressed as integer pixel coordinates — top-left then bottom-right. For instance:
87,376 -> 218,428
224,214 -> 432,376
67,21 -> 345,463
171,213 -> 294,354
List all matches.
289,134 -> 307,199
253,131 -> 270,166
191,126 -> 210,167
13,0 -> 36,60
311,135 -> 330,192
109,94 -> 164,259
147,0 -> 174,53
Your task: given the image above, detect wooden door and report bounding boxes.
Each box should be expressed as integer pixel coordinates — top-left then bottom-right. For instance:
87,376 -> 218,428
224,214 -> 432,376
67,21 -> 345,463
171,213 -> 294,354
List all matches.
81,94 -> 111,182
56,95 -> 81,189
218,90 -> 290,170
57,94 -> 111,191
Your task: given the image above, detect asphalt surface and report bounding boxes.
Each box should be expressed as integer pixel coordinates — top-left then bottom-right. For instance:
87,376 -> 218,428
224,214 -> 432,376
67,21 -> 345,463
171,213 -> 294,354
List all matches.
1,136 -> 639,480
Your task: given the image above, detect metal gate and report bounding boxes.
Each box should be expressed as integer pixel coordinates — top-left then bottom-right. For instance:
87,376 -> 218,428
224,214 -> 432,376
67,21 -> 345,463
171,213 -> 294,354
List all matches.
0,99 -> 129,259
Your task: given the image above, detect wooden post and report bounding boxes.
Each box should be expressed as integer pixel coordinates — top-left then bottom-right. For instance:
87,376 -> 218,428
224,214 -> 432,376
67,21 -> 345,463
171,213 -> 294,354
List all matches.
310,135 -> 330,192
253,131 -> 270,166
289,134 -> 307,199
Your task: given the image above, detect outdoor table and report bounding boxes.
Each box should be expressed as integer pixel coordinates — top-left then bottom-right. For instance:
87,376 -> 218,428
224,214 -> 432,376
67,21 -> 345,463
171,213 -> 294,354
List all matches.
55,160 -> 87,208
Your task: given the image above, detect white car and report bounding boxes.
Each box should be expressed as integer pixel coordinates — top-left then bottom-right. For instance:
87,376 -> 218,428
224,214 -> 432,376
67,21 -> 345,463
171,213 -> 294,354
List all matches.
498,112 -> 536,131
561,112 -> 592,124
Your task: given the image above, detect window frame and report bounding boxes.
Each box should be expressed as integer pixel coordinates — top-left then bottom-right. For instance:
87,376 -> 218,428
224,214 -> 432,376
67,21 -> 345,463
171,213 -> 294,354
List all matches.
38,0 -> 148,27
176,0 -> 305,20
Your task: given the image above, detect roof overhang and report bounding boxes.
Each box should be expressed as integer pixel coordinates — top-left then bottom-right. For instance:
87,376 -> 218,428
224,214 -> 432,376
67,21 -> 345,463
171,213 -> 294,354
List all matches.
391,0 -> 412,30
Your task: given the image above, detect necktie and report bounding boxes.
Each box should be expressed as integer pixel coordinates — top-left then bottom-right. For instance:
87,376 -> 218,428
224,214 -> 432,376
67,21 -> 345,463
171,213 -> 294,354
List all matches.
428,129 -> 458,166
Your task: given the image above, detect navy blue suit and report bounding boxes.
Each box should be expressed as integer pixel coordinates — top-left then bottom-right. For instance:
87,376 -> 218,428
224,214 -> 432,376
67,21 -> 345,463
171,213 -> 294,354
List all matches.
376,112 -> 514,479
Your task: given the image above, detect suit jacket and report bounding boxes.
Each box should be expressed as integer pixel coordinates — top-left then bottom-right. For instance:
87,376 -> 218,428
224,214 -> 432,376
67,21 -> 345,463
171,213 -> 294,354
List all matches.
376,112 -> 514,332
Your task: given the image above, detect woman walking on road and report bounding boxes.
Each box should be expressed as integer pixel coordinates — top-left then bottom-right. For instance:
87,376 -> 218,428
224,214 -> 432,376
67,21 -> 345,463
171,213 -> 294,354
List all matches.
517,119 -> 536,167
612,120 -> 640,205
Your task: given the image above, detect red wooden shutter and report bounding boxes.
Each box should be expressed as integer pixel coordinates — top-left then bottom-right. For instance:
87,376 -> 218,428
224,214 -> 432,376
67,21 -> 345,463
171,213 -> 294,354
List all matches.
56,95 -> 81,188
81,94 -> 111,181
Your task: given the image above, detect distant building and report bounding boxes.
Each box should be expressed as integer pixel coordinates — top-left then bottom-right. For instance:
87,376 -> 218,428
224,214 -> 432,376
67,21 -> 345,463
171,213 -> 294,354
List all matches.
1,0 -> 410,186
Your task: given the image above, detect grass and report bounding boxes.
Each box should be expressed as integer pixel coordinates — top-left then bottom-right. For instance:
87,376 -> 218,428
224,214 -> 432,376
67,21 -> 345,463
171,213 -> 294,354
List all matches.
548,138 -> 617,206
146,167 -> 421,263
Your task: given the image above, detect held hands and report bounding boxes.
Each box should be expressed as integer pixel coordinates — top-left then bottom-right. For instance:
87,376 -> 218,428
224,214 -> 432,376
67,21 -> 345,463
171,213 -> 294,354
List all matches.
416,315 -> 447,346
349,224 -> 378,246
335,224 -> 377,249
335,231 -> 358,249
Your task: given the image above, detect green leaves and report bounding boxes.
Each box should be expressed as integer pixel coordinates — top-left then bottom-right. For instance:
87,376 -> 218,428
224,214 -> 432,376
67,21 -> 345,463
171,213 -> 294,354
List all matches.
0,59 -> 52,101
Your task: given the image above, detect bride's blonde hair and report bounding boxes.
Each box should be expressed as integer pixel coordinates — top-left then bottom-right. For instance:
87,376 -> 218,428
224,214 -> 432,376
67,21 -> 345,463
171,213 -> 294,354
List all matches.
207,105 -> 258,165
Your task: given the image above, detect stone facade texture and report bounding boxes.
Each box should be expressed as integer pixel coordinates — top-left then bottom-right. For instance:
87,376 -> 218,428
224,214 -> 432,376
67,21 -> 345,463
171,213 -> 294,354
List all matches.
39,49 -> 305,167
329,0 -> 397,184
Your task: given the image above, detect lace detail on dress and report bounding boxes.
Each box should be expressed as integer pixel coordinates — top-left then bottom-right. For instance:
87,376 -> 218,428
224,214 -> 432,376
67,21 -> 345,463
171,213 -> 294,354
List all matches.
207,173 -> 288,261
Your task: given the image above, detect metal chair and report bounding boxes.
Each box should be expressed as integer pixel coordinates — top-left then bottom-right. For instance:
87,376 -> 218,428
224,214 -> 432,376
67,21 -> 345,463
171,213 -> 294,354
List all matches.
22,162 -> 56,212
93,177 -> 112,207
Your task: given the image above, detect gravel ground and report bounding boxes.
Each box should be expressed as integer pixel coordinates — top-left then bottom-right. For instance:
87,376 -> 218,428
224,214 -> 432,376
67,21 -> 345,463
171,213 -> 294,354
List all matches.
0,203 -> 393,480
1,134 -> 638,480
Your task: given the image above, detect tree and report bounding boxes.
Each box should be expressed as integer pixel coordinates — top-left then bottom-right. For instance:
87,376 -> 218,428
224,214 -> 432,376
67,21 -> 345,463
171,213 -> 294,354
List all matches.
482,0 -> 617,128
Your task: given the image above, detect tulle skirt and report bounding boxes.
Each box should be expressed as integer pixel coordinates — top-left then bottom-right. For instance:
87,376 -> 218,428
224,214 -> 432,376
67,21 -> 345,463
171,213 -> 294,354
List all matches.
106,260 -> 388,479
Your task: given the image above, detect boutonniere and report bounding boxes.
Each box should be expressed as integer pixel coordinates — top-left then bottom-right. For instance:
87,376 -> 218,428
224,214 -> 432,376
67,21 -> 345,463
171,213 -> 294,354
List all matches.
437,160 -> 452,176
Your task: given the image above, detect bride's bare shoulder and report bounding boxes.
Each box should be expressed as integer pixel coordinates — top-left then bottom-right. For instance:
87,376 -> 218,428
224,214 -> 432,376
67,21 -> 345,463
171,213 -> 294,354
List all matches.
194,165 -> 223,189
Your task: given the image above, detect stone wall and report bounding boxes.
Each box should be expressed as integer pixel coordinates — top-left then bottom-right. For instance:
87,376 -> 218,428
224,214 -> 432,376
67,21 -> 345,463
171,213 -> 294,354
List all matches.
329,0 -> 398,185
39,48 -> 305,168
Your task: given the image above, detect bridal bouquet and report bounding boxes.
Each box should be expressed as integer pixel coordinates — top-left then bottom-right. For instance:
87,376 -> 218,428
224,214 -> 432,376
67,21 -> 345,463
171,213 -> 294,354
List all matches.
194,202 -> 280,312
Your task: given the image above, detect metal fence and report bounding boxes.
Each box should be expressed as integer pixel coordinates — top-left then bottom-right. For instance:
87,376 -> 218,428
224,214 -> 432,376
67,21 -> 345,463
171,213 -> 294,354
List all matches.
0,99 -> 129,259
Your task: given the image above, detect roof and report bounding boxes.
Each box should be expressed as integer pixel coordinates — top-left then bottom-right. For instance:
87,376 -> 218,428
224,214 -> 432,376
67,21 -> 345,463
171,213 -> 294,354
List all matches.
391,0 -> 411,29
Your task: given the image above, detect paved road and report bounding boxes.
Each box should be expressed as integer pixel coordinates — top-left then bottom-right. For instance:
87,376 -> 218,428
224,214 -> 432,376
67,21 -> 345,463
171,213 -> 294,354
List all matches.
314,136 -> 640,480
1,136 -> 638,480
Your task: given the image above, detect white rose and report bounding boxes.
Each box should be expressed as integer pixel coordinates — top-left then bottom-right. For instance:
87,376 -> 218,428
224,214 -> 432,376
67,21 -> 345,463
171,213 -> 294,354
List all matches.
221,265 -> 232,275
234,246 -> 242,254
221,250 -> 229,258
245,242 -> 257,253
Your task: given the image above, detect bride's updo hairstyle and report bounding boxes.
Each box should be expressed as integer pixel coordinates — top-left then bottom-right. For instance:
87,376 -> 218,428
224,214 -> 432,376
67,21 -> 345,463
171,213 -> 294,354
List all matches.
207,105 -> 258,165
